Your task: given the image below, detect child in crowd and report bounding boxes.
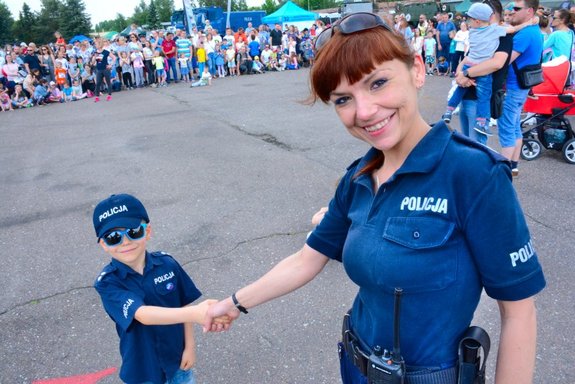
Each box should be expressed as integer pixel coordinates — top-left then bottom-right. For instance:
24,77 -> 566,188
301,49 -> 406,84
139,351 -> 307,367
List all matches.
442,3 -> 530,136
131,49 -> 145,87
225,44 -> 237,76
190,65 -> 212,87
33,79 -> 49,105
178,53 -> 190,82
12,84 -> 32,108
287,52 -> 299,70
47,81 -> 63,103
92,193 -> 229,384
252,56 -> 264,73
152,50 -> 167,87
277,53 -> 287,71
68,56 -> 80,84
110,67 -> 122,92
119,52 -> 134,90
81,64 -> 95,96
424,30 -> 437,75
437,56 -> 449,76
196,42 -> 206,77
0,83 -> 13,111
54,61 -> 68,88
71,79 -> 88,100
62,82 -> 73,102
215,44 -> 226,77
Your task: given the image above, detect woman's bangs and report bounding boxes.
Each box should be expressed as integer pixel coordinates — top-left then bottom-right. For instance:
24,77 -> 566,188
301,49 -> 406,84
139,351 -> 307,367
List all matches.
311,28 -> 413,103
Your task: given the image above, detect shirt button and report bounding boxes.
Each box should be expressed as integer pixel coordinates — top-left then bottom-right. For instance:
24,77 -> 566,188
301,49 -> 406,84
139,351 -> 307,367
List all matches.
413,231 -> 420,239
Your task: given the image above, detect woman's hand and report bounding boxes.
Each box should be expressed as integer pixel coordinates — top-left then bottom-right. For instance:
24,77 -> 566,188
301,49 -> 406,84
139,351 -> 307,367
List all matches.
203,297 -> 239,332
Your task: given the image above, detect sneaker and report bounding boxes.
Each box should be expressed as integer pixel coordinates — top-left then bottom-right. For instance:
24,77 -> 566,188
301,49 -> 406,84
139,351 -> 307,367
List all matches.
94,97 -> 100,102
106,95 -> 112,101
442,110 -> 453,123
473,125 -> 493,137
511,168 -> 519,177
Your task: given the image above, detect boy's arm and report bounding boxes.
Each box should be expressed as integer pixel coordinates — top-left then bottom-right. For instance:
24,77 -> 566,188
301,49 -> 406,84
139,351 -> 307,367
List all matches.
506,16 -> 539,34
180,321 -> 196,370
134,299 -> 228,325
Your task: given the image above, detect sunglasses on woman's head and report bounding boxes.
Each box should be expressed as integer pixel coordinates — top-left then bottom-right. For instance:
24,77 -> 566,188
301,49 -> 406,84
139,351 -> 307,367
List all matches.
314,12 -> 394,51
102,223 -> 147,247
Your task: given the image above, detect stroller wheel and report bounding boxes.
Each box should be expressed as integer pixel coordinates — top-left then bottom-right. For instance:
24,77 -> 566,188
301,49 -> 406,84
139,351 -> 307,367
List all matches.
521,139 -> 542,161
562,138 -> 575,164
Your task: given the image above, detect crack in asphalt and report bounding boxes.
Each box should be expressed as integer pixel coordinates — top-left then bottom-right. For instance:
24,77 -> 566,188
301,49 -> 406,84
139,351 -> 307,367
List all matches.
525,212 -> 571,232
0,230 -> 309,317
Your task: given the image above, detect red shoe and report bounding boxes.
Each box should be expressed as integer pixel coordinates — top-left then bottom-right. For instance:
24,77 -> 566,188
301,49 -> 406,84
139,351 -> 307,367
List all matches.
106,95 -> 112,101
94,97 -> 100,102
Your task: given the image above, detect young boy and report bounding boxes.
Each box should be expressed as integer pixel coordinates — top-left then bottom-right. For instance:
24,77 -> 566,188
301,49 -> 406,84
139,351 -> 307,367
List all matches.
423,30 -> 437,75
442,3 -> 530,135
92,194 -> 227,384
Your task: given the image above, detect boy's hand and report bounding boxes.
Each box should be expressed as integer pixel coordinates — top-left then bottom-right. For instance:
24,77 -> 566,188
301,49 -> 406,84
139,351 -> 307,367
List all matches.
180,347 -> 196,370
203,297 -> 240,333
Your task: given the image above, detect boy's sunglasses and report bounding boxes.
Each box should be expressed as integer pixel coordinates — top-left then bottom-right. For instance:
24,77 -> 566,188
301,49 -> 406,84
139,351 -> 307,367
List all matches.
102,223 -> 147,247
314,12 -> 393,51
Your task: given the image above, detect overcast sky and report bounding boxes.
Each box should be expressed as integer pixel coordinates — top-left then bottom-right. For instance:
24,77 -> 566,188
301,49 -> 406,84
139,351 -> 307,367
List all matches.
5,0 -> 263,25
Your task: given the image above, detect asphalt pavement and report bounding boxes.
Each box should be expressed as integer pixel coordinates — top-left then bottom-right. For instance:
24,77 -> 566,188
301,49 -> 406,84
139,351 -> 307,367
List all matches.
0,69 -> 573,384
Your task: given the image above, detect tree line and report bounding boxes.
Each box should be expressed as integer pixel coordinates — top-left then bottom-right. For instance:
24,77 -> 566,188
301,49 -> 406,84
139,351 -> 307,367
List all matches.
0,0 -> 342,46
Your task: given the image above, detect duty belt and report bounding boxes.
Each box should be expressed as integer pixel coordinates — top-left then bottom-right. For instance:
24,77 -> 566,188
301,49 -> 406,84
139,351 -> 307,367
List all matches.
341,312 -> 370,376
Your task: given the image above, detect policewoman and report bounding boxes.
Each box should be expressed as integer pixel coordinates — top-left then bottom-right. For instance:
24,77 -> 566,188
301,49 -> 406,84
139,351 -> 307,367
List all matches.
204,13 -> 546,384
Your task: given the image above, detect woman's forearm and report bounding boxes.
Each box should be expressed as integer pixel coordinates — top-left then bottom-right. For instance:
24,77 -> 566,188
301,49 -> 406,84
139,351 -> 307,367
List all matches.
494,298 -> 537,384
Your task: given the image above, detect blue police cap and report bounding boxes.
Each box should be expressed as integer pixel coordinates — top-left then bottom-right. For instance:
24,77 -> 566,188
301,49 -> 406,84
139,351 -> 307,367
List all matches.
93,194 -> 149,239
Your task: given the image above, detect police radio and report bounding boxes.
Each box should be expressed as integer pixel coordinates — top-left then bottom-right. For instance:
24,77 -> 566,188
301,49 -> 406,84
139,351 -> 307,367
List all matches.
367,288 -> 405,384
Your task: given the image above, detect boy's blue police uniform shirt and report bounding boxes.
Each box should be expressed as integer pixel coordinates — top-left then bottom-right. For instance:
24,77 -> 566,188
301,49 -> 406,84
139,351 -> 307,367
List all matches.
307,122 -> 545,369
94,251 -> 201,384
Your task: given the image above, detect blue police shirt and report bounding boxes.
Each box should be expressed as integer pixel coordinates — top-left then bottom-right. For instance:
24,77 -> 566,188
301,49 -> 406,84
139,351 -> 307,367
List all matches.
94,251 -> 201,384
307,122 -> 545,369
507,25 -> 544,90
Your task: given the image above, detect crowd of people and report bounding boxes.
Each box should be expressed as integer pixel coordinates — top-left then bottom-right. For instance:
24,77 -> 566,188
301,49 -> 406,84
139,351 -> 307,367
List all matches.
0,20 -> 324,110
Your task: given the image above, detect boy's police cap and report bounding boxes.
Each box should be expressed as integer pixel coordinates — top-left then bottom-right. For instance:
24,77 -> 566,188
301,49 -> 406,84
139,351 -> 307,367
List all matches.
466,3 -> 494,21
93,194 -> 149,239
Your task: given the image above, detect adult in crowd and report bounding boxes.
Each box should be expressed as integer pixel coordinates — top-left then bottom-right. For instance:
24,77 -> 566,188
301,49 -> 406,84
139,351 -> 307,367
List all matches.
91,37 -> 115,102
270,23 -> 283,51
417,14 -> 430,37
543,8 -> 575,61
436,12 -> 456,61
204,12 -> 546,384
451,21 -> 469,76
2,53 -> 21,91
498,0 -> 544,176
23,43 -> 42,74
162,32 -> 178,83
205,32 -> 217,76
456,0 -> 512,145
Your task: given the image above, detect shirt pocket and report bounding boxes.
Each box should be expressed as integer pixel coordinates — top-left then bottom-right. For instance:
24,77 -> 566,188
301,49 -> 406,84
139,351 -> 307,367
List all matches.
380,216 -> 457,293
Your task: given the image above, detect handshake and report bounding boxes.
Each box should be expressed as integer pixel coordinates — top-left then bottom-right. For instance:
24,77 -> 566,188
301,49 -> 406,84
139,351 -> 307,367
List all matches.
195,296 -> 243,332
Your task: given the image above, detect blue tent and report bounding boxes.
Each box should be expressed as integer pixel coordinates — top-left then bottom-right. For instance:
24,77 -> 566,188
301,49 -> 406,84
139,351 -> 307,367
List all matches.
69,35 -> 92,44
262,1 -> 318,25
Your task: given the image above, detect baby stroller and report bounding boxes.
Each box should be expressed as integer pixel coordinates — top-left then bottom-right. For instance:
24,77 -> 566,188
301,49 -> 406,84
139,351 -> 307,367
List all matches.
520,56 -> 575,164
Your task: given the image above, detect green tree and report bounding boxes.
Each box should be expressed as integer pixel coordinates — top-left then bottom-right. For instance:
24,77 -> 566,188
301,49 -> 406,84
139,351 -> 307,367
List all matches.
60,0 -> 92,38
0,1 -> 15,44
35,0 -> 63,43
236,0 -> 248,10
12,3 -> 37,44
155,0 -> 174,23
131,0 -> 149,27
112,13 -> 128,32
148,0 -> 160,29
261,0 -> 279,15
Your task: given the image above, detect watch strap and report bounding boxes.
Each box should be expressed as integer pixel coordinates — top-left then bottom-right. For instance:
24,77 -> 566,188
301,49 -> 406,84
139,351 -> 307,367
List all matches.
232,292 -> 248,314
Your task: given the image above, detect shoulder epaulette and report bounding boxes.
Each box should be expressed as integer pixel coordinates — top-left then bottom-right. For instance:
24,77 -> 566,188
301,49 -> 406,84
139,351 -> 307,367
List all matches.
451,131 -> 509,165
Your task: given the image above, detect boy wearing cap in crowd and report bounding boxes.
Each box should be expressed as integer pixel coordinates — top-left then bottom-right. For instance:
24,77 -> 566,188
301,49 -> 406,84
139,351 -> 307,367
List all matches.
92,194 -> 228,384
442,3 -> 531,136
